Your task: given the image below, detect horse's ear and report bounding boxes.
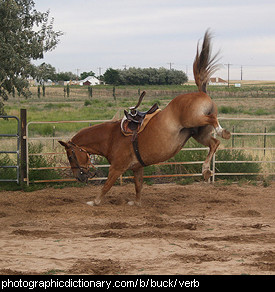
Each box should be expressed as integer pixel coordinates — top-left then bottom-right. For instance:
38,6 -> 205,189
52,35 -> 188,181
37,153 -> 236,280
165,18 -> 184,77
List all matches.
58,141 -> 69,148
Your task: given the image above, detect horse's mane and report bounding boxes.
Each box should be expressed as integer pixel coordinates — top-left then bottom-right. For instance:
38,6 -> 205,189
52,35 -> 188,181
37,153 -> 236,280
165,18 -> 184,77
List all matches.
71,120 -> 119,145
193,29 -> 220,93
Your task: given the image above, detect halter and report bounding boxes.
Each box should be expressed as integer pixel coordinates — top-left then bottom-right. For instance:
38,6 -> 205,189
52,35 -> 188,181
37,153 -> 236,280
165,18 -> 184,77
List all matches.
67,141 -> 97,181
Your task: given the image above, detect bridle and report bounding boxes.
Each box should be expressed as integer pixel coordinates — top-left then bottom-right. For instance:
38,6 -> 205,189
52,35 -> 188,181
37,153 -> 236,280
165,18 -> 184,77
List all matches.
67,141 -> 97,181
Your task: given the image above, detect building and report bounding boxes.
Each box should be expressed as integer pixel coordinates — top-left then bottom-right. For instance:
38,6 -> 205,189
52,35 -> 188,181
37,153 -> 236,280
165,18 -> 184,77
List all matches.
209,77 -> 228,86
79,76 -> 100,86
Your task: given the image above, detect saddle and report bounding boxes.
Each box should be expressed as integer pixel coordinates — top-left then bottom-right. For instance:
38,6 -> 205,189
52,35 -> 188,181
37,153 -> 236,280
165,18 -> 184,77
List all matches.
120,91 -> 161,167
121,91 -> 160,141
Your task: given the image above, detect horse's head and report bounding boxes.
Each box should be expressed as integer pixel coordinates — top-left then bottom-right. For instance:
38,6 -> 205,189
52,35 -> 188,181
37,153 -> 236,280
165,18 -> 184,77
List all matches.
58,140 -> 92,183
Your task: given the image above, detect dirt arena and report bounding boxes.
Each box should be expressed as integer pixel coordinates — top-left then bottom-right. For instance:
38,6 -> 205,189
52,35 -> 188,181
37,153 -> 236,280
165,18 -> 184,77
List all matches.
0,182 -> 274,275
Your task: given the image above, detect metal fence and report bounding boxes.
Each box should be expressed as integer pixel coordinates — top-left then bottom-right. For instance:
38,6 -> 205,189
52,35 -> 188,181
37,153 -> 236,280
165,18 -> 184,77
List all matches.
0,115 -> 20,184
25,117 -> 275,185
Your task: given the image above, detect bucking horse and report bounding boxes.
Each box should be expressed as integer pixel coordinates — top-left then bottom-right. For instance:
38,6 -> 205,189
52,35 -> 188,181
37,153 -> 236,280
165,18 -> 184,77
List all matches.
59,30 -> 231,206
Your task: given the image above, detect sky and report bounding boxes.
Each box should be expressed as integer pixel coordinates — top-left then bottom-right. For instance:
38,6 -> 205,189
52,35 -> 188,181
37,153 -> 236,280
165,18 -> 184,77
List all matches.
34,0 -> 275,80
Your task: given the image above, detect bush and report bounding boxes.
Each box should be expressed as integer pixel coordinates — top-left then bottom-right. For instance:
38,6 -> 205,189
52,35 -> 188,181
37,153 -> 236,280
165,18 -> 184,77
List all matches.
0,154 -> 17,180
219,106 -> 240,114
215,149 -> 261,180
84,100 -> 92,106
148,148 -> 261,182
28,143 -> 61,182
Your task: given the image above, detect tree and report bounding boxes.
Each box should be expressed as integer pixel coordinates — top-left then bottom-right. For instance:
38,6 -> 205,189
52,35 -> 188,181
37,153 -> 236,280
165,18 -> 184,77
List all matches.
103,67 -> 188,86
34,63 -> 57,84
0,0 -> 63,114
103,68 -> 121,85
80,71 -> 95,80
55,71 -> 77,82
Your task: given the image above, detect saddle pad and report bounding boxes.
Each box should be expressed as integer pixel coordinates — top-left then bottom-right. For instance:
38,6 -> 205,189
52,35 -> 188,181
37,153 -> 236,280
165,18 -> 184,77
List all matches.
121,109 -> 161,137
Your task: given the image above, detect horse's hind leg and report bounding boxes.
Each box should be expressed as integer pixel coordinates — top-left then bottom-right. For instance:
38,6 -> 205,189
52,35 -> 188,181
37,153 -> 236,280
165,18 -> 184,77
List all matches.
192,125 -> 220,181
214,120 -> 231,139
199,114 -> 231,140
128,167 -> 144,206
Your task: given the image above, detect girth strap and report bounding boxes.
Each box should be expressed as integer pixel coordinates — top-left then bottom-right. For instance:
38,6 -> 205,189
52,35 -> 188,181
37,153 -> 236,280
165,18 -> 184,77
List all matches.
132,138 -> 146,167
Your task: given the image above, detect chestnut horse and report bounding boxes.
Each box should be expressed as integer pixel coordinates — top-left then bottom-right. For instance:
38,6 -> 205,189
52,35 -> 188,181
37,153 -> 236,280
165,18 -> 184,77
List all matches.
59,30 -> 231,206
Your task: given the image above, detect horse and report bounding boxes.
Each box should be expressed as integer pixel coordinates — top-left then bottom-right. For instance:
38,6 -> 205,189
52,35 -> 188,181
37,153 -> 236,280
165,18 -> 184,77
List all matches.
59,30 -> 231,206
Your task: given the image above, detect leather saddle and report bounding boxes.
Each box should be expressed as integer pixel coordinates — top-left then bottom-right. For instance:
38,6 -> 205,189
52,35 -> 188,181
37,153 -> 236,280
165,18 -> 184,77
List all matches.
120,91 -> 160,167
121,91 -> 159,141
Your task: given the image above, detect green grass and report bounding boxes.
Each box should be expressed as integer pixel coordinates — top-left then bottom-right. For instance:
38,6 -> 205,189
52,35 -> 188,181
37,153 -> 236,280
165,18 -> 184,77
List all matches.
219,105 -> 273,116
1,84 -> 274,189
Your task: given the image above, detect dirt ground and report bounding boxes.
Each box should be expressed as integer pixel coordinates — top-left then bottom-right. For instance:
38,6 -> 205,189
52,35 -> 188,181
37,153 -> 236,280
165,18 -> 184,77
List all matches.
0,182 -> 274,275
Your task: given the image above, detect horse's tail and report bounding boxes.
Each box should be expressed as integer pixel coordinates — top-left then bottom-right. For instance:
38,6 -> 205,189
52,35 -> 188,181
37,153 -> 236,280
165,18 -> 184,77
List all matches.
193,29 -> 220,94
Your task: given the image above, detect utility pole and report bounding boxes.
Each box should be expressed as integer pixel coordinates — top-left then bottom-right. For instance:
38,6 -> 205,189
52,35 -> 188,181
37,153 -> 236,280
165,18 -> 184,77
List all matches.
76,68 -> 80,80
224,63 -> 232,87
167,62 -> 174,70
97,67 -> 103,76
122,65 -> 128,70
240,65 -> 243,81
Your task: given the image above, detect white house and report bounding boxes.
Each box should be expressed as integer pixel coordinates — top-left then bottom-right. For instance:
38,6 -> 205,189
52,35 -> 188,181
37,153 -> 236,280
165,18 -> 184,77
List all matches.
79,76 -> 100,86
209,77 -> 228,86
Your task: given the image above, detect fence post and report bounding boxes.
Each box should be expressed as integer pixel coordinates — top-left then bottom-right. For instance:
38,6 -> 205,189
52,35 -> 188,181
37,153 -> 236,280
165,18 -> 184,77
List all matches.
263,127 -> 267,156
20,109 -> 27,186
232,126 -> 235,148
212,132 -> 216,183
113,86 -> 116,101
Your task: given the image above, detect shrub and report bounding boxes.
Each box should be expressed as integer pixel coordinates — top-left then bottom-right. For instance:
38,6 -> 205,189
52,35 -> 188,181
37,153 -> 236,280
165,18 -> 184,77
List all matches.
28,143 -> 61,182
215,149 -> 261,180
155,148 -> 261,181
0,154 -> 17,180
84,100 -> 92,106
219,106 -> 240,114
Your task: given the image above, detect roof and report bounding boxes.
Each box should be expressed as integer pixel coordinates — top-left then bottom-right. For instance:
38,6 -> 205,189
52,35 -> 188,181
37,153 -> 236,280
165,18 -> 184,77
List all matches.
81,76 -> 99,82
209,77 -> 227,83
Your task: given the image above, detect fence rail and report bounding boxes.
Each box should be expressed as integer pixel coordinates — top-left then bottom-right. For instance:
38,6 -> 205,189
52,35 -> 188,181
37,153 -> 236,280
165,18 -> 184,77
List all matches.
0,115 -> 20,184
24,117 -> 275,185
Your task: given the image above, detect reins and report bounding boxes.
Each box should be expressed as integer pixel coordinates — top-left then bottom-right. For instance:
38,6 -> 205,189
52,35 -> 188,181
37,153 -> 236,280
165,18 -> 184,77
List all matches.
67,141 -> 97,180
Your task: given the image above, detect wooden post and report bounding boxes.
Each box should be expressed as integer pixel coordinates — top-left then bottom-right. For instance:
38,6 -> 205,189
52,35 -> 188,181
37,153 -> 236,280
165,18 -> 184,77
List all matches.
20,109 -> 27,186
212,132 -> 216,183
37,85 -> 40,98
232,126 -> 235,148
263,127 -> 267,156
113,86 -> 116,101
66,84 -> 70,98
42,84 -> 45,97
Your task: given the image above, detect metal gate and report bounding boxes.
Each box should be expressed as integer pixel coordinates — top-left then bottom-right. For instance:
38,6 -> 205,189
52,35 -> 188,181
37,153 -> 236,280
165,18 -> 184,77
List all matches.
0,115 -> 20,184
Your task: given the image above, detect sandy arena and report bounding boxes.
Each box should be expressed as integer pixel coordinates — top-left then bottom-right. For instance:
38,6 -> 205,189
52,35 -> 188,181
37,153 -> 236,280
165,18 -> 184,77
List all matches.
0,182 -> 274,275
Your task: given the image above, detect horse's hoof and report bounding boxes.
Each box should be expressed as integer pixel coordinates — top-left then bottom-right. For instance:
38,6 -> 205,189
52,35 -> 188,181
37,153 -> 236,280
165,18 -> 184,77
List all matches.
128,200 -> 141,206
203,169 -> 211,181
222,129 -> 231,140
86,201 -> 95,206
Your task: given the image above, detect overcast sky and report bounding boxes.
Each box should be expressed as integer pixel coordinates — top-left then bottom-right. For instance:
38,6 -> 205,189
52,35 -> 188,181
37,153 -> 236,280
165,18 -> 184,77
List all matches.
34,0 -> 275,80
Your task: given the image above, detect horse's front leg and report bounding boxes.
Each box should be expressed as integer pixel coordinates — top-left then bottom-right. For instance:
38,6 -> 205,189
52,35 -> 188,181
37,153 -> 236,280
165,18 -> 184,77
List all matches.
87,166 -> 123,206
128,167 -> 144,206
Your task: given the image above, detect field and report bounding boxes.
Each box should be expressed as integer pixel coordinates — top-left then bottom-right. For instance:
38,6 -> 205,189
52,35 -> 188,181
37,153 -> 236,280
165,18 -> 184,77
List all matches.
0,182 -> 274,275
1,83 -> 274,185
0,83 -> 275,275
